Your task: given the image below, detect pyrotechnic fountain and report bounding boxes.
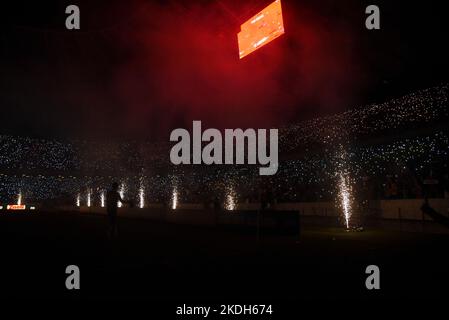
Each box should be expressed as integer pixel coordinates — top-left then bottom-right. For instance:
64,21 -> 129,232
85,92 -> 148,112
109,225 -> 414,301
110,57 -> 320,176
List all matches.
338,173 -> 352,229
139,186 -> 145,209
169,175 -> 179,210
171,185 -> 178,210
335,146 -> 354,229
100,190 -> 105,208
118,183 -> 126,207
76,193 -> 81,207
224,184 -> 237,211
87,189 -> 92,207
17,192 -> 22,206
139,176 -> 145,208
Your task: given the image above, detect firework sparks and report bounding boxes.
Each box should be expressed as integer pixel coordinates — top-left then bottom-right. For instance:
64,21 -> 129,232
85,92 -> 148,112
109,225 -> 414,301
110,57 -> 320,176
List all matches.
224,184 -> 237,211
335,146 -> 354,229
138,175 -> 145,208
17,192 -> 22,206
87,189 -> 91,207
139,186 -> 145,209
100,190 -> 105,208
171,186 -> 178,210
118,183 -> 126,207
76,193 -> 81,207
338,173 -> 352,229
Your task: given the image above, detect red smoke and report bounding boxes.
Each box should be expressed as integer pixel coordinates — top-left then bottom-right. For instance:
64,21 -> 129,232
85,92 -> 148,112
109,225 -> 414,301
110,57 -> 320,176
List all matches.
113,0 -> 364,137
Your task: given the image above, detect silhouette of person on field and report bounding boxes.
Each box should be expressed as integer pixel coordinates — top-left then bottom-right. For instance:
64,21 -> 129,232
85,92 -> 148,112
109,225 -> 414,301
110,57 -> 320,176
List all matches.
106,182 -> 132,238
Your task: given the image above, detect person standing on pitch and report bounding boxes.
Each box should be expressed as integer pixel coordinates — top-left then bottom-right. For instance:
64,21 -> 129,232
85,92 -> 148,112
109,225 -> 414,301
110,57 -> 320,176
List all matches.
106,182 -> 133,238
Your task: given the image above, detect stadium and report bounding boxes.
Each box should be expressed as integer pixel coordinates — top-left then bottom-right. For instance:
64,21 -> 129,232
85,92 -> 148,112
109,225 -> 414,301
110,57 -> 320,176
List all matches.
1,85 -> 447,218
1,0 -> 448,309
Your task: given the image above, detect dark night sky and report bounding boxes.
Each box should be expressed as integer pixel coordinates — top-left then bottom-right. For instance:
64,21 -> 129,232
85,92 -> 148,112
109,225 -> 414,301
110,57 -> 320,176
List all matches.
0,0 -> 447,140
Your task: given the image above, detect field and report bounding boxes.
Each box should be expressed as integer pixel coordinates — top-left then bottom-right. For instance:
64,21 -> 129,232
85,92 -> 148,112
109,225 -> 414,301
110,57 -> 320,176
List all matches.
1,211 -> 449,304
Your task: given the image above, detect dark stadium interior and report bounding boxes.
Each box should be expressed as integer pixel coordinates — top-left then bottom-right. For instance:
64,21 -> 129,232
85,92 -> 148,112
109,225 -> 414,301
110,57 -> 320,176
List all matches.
0,0 -> 448,307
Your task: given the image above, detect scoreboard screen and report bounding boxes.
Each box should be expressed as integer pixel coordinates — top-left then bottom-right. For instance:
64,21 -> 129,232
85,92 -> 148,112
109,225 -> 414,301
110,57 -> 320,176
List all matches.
237,0 -> 285,59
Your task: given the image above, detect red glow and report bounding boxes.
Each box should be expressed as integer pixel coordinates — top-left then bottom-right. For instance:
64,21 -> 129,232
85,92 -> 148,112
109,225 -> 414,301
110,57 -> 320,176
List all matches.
237,0 -> 285,59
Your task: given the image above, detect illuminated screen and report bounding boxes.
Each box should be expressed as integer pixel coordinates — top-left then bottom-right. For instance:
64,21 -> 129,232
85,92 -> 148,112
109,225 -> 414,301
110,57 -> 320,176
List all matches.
237,0 -> 285,59
7,205 -> 26,210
